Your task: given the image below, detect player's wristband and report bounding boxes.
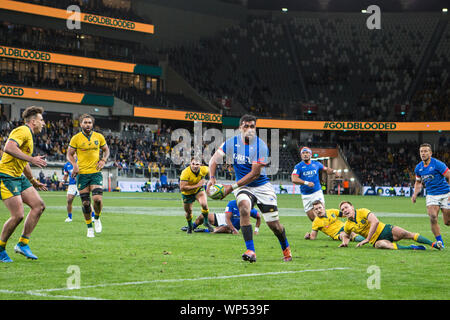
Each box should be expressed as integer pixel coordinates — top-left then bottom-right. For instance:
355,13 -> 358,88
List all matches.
210,176 -> 215,179
303,181 -> 309,185
231,183 -> 239,190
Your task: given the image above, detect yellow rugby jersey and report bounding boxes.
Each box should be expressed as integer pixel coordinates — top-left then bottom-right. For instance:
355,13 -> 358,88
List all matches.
312,209 -> 344,239
344,208 -> 386,245
0,125 -> 34,177
69,131 -> 106,174
180,165 -> 209,195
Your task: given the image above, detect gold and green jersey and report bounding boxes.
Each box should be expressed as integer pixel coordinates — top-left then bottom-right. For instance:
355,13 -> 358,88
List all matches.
344,208 -> 385,244
0,125 -> 34,177
312,209 -> 344,239
180,165 -> 209,195
69,131 -> 106,174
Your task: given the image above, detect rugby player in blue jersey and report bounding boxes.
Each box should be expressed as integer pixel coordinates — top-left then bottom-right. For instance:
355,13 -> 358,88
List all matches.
291,147 -> 339,221
412,143 -> 450,247
181,200 -> 261,234
207,114 -> 291,263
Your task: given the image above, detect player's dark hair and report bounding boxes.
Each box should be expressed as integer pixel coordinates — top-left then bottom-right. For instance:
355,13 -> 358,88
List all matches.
79,113 -> 95,125
191,156 -> 202,164
419,143 -> 432,151
22,106 -> 44,122
312,200 -> 324,207
339,201 -> 353,209
239,114 -> 257,126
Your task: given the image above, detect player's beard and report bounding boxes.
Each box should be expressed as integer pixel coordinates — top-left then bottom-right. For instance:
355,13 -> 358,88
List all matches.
82,126 -> 92,135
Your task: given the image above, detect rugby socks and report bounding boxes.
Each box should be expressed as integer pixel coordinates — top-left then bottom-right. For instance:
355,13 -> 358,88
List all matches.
86,218 -> 93,228
94,212 -> 101,220
352,235 -> 366,242
18,235 -> 29,247
0,240 -> 6,251
392,243 -> 420,250
435,235 -> 444,246
67,213 -> 72,219
241,225 -> 255,252
186,214 -> 193,230
413,233 -> 434,246
201,209 -> 210,224
92,211 -> 95,219
275,227 -> 289,251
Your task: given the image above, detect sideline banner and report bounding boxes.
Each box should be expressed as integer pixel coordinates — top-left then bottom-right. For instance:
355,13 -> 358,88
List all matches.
0,84 -> 113,106
0,46 -> 161,76
256,119 -> 450,131
362,186 -> 423,197
134,107 -> 223,124
0,0 -> 154,34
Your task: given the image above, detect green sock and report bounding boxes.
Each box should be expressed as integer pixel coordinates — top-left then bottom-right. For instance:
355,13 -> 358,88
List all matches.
353,235 -> 365,242
187,219 -> 193,230
394,243 -> 414,250
414,234 -> 433,246
201,210 -> 209,225
0,240 -> 6,251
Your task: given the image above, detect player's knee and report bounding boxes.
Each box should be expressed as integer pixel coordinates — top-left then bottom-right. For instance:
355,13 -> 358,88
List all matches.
38,200 -> 46,214
429,214 -> 439,224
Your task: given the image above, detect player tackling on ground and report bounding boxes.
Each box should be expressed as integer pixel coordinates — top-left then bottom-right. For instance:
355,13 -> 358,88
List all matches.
412,143 -> 449,248
0,106 -> 48,262
207,114 -> 291,263
67,114 -> 109,238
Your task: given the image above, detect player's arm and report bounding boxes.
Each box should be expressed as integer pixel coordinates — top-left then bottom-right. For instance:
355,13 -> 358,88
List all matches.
323,166 -> 339,176
66,146 -> 79,178
225,211 -> 239,234
254,213 -> 261,235
338,232 -> 351,247
291,173 -> 314,188
411,176 -> 422,203
4,139 -> 47,168
23,163 -> 47,191
207,146 -> 224,194
96,143 -> 110,170
222,162 -> 264,198
305,230 -> 318,240
356,213 -> 378,247
179,179 -> 205,192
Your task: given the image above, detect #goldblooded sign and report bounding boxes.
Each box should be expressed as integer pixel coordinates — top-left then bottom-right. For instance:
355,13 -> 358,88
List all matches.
0,0 -> 154,34
256,119 -> 450,131
0,85 -> 83,103
134,107 -> 222,124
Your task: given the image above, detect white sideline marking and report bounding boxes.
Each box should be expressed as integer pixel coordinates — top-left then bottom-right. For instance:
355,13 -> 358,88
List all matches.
0,289 -> 104,300
45,205 -> 426,218
30,267 -> 350,293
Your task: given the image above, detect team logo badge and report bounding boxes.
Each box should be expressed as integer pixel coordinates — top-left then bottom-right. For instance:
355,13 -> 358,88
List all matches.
95,140 -> 99,146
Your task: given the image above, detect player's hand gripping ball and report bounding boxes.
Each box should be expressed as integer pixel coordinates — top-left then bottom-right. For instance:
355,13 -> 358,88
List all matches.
208,184 -> 225,200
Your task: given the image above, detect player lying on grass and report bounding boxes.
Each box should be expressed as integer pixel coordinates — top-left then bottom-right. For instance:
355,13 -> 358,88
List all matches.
339,201 -> 444,250
181,199 -> 261,234
303,200 -> 365,245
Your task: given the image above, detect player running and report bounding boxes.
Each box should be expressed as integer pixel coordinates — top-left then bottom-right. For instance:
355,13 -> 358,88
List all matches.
0,106 -> 48,262
63,157 -> 94,222
181,199 -> 261,234
412,143 -> 449,247
180,156 -> 214,233
67,114 -> 109,238
207,114 -> 291,263
339,201 -> 443,250
304,200 -> 365,245
291,147 -> 339,221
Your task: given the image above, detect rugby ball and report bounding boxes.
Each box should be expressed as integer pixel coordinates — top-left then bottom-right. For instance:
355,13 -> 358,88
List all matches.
208,184 -> 225,200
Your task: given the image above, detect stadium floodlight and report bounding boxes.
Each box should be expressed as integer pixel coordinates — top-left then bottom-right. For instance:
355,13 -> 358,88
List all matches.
282,8 -> 288,12
443,8 -> 448,13
361,9 -> 367,13
344,169 -> 349,173
350,178 -> 355,182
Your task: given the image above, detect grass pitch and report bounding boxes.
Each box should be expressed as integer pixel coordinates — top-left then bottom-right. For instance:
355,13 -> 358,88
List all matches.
0,192 -> 448,300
